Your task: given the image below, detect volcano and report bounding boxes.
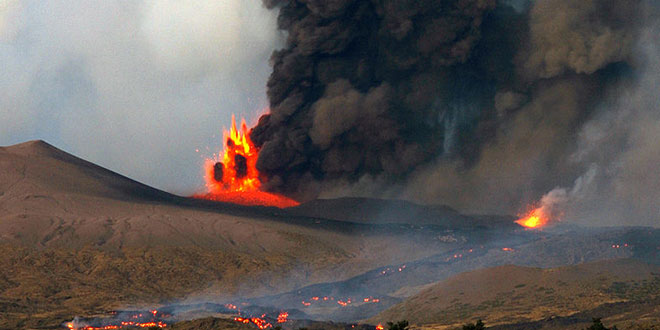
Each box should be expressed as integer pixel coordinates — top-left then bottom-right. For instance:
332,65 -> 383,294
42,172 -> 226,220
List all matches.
0,140 -> 498,328
1,140 -> 659,330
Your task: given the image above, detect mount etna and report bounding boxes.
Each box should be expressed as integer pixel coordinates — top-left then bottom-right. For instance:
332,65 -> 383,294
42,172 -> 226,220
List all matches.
0,140 -> 658,330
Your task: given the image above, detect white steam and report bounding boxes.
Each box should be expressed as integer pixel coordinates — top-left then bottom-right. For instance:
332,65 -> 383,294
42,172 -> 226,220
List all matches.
536,164 -> 597,223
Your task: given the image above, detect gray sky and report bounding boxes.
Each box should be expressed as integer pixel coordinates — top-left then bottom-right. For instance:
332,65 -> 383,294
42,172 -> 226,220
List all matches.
0,0 -> 282,195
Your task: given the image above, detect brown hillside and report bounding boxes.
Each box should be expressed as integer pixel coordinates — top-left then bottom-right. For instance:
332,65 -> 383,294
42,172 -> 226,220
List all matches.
0,140 -> 458,329
371,258 -> 660,329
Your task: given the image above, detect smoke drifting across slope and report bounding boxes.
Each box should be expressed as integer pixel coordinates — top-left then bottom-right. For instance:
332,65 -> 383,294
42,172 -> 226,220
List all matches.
252,0 -> 659,225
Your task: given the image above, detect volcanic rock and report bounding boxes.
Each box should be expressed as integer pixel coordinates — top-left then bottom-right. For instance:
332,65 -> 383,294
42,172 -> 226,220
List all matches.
234,154 -> 248,178
213,162 -> 224,182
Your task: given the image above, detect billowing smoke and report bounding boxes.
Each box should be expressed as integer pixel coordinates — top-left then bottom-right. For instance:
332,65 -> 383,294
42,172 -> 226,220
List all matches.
253,0 -> 659,225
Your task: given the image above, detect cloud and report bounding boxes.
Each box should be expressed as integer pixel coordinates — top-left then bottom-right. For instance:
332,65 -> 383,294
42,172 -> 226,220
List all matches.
141,1 -> 278,74
0,0 -> 21,40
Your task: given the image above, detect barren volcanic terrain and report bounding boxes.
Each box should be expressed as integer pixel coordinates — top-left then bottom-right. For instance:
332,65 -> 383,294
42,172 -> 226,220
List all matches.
1,141 -> 659,330
371,258 -> 660,329
0,141 -> 488,329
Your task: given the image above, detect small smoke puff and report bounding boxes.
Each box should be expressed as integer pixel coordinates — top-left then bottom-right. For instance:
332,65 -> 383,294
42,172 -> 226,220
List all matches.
522,0 -> 641,79
538,187 -> 568,218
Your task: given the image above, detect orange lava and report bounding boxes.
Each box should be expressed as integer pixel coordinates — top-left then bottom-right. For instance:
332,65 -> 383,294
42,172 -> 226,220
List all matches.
205,115 -> 260,193
65,311 -> 166,330
195,190 -> 299,208
300,295 -> 380,307
277,312 -> 288,323
196,114 -> 299,208
65,321 -> 167,329
234,316 -> 272,329
515,206 -> 550,229
376,324 -> 384,330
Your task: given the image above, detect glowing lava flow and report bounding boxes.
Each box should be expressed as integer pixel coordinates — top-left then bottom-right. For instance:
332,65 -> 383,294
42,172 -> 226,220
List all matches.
515,206 -> 550,229
65,320 -> 167,329
195,115 -> 299,208
64,310 -> 168,330
234,315 -> 273,329
277,312 -> 288,323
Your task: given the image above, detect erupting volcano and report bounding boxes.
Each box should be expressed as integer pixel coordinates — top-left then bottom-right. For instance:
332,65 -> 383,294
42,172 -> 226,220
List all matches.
194,114 -> 299,208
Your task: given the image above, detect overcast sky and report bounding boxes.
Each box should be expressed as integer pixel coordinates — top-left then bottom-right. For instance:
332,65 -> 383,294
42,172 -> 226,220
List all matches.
0,0 -> 282,194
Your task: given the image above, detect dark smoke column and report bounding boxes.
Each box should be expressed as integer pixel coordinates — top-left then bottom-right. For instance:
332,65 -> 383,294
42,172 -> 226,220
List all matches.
252,0 -> 501,199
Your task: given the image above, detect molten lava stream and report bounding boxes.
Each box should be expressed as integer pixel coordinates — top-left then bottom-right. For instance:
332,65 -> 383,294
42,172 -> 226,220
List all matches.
194,115 -> 299,208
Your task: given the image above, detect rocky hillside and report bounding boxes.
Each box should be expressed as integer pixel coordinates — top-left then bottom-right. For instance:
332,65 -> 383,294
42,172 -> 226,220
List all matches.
371,259 -> 660,329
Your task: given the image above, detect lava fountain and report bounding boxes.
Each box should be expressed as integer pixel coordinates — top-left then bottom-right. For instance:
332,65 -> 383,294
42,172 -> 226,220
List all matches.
194,114 -> 299,208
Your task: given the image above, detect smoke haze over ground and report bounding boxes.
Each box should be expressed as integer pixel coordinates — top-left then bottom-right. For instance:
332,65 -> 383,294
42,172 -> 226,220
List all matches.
253,0 -> 659,226
0,0 -> 281,194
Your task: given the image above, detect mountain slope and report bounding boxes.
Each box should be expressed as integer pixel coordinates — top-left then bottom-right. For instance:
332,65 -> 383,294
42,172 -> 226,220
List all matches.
371,258 -> 660,328
0,140 -> 470,329
0,140 -> 174,202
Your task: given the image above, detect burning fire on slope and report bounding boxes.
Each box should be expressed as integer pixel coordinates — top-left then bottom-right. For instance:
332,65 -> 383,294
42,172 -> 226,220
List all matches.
194,114 -> 299,208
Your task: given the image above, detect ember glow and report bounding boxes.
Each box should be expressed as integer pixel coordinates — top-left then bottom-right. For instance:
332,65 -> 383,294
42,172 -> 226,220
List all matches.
301,296 -> 380,307
515,206 -> 550,229
380,264 -> 406,275
194,114 -> 299,208
66,323 -> 167,330
277,312 -> 288,323
64,310 -> 168,329
234,315 -> 273,329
